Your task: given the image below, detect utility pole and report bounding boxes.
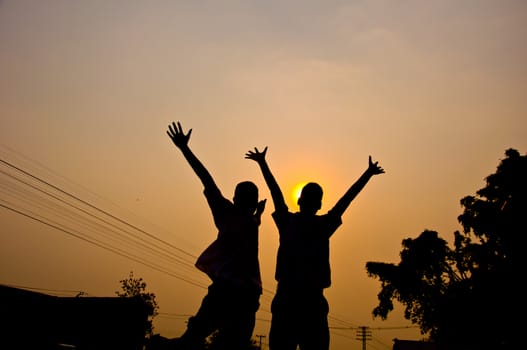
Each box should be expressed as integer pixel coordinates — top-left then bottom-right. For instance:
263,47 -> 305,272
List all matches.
256,334 -> 266,350
355,326 -> 372,350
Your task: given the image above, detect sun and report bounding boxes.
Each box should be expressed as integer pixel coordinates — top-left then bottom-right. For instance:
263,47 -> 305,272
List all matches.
291,182 -> 308,204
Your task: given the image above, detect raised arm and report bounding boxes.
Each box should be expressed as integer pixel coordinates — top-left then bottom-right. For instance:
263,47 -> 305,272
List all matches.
167,121 -> 218,192
245,147 -> 288,213
330,156 -> 384,217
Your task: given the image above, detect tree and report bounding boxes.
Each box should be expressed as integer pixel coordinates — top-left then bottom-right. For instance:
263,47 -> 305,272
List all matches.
366,149 -> 526,350
116,271 -> 159,338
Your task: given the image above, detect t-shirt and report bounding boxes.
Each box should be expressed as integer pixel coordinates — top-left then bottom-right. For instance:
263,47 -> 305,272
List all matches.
195,187 -> 262,293
272,210 -> 342,290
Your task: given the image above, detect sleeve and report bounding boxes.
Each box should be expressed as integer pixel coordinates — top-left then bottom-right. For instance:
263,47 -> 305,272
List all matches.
204,187 -> 231,227
272,209 -> 291,233
324,211 -> 343,238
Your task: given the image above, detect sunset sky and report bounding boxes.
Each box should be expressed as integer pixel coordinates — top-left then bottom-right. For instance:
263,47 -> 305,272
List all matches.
1,1 -> 526,349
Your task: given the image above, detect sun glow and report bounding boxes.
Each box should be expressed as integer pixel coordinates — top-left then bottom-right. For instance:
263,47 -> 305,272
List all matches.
291,182 -> 308,204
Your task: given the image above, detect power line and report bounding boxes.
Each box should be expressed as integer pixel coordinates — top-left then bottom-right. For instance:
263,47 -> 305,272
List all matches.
0,169 -> 197,271
0,156 -> 280,319
1,151 -> 389,346
356,326 -> 372,350
0,201 -> 208,289
0,157 -> 211,289
2,283 -> 85,297
1,158 -> 196,260
0,156 -> 279,296
1,155 -> 280,299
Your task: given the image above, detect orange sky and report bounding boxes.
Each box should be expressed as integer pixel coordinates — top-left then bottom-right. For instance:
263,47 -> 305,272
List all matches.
1,1 -> 526,349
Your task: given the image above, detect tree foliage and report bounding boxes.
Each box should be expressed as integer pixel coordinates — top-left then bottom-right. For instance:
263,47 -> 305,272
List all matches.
366,149 -> 526,349
116,271 -> 159,338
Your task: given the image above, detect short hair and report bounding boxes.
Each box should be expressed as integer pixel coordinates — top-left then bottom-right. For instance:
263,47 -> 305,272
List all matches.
234,181 -> 258,208
300,182 -> 323,202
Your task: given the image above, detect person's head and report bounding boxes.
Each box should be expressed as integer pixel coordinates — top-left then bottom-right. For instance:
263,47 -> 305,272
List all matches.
233,181 -> 259,214
298,182 -> 323,215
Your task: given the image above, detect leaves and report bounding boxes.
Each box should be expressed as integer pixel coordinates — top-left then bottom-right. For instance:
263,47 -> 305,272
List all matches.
365,148 -> 526,348
116,271 -> 159,337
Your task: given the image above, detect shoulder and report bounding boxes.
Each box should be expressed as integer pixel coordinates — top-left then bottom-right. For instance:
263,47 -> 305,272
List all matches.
204,188 -> 231,209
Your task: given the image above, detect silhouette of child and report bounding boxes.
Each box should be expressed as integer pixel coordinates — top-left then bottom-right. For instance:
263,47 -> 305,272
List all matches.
246,146 -> 384,350
155,122 -> 266,350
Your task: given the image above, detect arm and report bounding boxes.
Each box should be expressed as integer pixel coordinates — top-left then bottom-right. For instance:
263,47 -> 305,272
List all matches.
245,147 -> 288,213
167,121 -> 219,192
330,156 -> 385,217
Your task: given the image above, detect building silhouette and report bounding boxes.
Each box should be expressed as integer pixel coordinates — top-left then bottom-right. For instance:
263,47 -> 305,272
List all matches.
0,284 -> 148,350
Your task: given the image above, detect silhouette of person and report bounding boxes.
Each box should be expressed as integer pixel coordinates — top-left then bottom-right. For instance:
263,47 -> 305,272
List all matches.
246,146 -> 384,350
159,121 -> 266,350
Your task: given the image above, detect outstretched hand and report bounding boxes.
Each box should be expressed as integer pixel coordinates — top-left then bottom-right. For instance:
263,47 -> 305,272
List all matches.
368,156 -> 385,175
255,199 -> 267,217
245,146 -> 268,163
167,121 -> 192,149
